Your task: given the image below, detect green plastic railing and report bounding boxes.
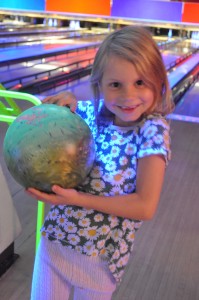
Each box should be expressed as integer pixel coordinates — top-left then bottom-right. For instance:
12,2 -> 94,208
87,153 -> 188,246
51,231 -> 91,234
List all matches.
0,89 -> 45,252
0,84 -> 22,117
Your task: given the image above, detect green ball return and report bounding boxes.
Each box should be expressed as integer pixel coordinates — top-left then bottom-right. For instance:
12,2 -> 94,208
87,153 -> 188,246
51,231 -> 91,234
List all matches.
0,87 -> 45,252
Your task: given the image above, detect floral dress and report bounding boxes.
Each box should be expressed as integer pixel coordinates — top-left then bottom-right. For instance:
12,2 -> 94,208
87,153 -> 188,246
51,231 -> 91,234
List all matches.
41,100 -> 171,282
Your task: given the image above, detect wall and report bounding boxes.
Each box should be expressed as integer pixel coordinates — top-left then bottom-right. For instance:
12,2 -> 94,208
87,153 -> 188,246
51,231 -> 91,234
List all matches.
0,0 -> 44,10
46,0 -> 111,16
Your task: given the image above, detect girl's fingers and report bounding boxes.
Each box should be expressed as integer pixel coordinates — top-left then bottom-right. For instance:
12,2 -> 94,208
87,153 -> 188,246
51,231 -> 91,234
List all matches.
41,92 -> 77,110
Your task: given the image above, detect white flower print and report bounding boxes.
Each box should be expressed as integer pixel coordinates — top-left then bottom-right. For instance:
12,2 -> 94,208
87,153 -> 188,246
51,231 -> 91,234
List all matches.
64,222 -> 77,233
99,248 -> 108,257
123,253 -> 130,264
140,139 -> 153,150
73,210 -> 86,220
120,241 -> 128,254
91,249 -> 99,257
97,240 -> 105,249
131,156 -> 137,165
126,231 -> 135,242
109,264 -> 116,273
153,134 -> 163,144
77,228 -> 85,236
111,170 -> 126,186
112,249 -> 120,259
67,234 -> 80,245
85,226 -> 99,241
122,219 -> 132,231
90,166 -> 103,178
48,208 -> 59,220
105,161 -> 117,172
46,224 -> 54,233
102,154 -> 112,164
111,146 -> 120,157
78,217 -> 91,227
117,136 -> 130,145
125,143 -> 137,155
83,241 -> 96,254
143,124 -> 158,138
156,118 -> 168,129
99,225 -> 110,235
75,245 -> 83,253
116,256 -> 126,268
119,156 -> 128,166
54,227 -> 65,240
140,119 -> 151,133
124,183 -> 135,193
103,173 -> 112,182
57,214 -> 67,227
108,215 -> 119,228
117,253 -> 130,268
111,229 -> 123,242
94,213 -> 104,222
64,207 -> 74,217
109,131 -> 122,145
101,141 -> 109,149
107,244 -> 115,253
78,101 -> 91,112
91,178 -> 105,192
97,134 -> 105,143
109,186 -> 123,196
124,167 -> 136,179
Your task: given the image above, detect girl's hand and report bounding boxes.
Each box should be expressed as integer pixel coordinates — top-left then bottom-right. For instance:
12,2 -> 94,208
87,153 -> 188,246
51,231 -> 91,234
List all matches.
26,185 -> 79,206
42,91 -> 77,112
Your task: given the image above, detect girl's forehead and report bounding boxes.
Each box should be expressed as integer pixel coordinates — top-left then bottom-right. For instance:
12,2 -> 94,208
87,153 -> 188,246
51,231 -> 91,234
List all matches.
102,57 -> 139,77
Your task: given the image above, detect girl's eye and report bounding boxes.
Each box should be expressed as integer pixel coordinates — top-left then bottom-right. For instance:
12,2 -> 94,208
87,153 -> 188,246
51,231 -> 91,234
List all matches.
110,82 -> 120,88
136,80 -> 144,86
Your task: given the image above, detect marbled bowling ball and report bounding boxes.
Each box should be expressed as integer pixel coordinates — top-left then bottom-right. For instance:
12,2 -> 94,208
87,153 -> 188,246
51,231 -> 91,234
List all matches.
3,104 -> 95,192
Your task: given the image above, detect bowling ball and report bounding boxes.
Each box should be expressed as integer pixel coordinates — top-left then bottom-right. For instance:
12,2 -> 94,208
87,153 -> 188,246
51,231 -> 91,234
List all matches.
3,104 -> 95,192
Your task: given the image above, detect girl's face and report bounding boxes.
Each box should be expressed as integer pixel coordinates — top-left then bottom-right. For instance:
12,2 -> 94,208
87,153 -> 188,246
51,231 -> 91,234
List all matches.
100,55 -> 155,126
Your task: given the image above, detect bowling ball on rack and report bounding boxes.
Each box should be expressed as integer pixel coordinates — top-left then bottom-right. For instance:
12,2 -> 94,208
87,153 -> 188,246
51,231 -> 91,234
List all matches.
3,104 -> 95,193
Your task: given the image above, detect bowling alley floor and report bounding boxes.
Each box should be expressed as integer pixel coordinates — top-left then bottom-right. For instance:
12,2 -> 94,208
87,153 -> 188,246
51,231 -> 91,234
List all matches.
0,103 -> 199,299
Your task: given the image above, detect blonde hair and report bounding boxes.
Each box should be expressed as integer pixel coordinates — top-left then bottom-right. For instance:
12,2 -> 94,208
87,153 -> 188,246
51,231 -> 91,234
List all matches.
90,26 -> 174,117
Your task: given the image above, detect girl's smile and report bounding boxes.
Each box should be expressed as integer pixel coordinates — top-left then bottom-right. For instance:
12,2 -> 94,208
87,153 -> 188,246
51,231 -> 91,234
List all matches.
100,55 -> 155,127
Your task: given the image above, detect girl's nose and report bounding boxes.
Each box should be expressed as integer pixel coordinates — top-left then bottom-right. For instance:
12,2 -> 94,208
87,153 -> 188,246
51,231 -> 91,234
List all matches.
122,85 -> 137,100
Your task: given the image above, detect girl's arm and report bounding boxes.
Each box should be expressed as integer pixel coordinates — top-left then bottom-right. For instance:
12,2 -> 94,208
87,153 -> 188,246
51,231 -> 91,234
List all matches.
27,154 -> 166,221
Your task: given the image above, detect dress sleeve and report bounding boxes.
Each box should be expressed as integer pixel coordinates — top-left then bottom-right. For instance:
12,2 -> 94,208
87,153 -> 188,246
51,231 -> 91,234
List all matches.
137,116 -> 171,165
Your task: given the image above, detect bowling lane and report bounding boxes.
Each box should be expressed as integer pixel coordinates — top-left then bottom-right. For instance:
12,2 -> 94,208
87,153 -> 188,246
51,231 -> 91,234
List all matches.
162,39 -> 199,69
0,47 -> 97,89
0,28 -> 107,50
168,79 -> 199,123
0,30 -> 107,89
168,53 -> 199,89
0,40 -> 102,65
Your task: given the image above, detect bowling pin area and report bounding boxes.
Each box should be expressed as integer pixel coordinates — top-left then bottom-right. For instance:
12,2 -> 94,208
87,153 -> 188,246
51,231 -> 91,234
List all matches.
0,10 -> 199,300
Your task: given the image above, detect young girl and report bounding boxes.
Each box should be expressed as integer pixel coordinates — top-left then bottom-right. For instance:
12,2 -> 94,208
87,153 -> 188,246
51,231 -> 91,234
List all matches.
28,26 -> 173,300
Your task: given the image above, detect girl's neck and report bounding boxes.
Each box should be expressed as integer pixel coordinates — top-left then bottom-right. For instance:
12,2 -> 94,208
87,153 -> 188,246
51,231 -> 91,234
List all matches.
113,115 -> 144,127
